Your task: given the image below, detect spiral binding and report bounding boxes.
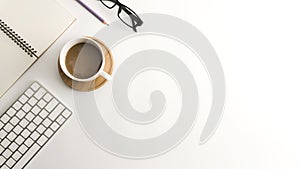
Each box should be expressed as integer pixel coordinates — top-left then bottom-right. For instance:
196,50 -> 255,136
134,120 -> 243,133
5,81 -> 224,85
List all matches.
0,19 -> 38,58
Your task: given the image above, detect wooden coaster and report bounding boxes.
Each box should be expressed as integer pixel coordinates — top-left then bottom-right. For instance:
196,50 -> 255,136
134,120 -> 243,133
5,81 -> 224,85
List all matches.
58,37 -> 113,92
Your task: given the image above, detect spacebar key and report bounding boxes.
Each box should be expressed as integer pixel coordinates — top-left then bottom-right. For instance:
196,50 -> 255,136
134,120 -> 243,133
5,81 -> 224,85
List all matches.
13,143 -> 41,169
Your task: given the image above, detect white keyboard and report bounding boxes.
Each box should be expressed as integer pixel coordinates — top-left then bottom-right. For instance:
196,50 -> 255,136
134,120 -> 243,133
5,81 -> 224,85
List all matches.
0,82 -> 72,169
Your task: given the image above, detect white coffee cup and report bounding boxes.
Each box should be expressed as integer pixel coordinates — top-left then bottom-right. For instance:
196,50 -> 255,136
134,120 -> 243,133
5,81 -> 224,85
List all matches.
59,37 -> 112,82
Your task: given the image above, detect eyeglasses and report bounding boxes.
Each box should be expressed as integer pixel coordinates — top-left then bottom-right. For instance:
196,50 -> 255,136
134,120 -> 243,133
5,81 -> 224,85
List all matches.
98,0 -> 143,32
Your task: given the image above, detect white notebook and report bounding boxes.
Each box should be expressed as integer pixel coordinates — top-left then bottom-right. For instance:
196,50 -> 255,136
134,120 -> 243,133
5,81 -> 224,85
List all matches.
0,0 -> 75,98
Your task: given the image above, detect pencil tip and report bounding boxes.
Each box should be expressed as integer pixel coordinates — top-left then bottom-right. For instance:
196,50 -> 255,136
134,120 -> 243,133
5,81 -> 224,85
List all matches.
104,22 -> 109,26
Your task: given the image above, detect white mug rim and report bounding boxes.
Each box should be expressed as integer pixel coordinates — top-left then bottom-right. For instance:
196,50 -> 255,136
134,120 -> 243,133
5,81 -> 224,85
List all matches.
59,37 -> 107,82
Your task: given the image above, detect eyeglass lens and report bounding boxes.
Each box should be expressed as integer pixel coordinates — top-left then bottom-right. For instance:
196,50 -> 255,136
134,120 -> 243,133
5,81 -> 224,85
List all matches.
100,0 -> 117,8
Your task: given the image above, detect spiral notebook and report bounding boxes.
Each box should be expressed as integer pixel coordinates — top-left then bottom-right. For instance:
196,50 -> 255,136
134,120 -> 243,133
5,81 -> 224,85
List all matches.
0,0 -> 75,98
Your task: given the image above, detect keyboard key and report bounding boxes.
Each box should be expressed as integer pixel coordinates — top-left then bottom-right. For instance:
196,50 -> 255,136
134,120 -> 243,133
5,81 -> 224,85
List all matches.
62,109 -> 72,118
6,108 -> 16,117
15,136 -> 25,145
25,112 -> 35,121
45,98 -> 58,112
18,144 -> 28,154
12,151 -> 22,161
21,129 -> 31,138
22,103 -> 32,113
0,130 -> 7,139
56,115 -> 66,125
1,138 -> 10,148
16,110 -> 26,119
0,121 -> 4,128
50,122 -> 59,131
4,123 -> 13,132
31,82 -> 40,91
31,105 -> 41,115
27,123 -> 37,132
2,165 -> 9,169
39,110 -> 48,119
24,138 -> 34,147
43,93 -> 52,102
19,95 -> 28,104
1,114 -> 10,123
9,142 -> 18,152
6,158 -> 15,168
0,145 -> 4,154
25,88 -> 34,97
0,156 -> 5,166
13,101 -> 22,110
10,116 -> 19,126
42,118 -> 52,128
34,88 -> 46,100
44,128 -> 54,138
19,119 -> 29,128
30,131 -> 40,141
13,143 -> 40,169
3,149 -> 12,158
49,104 -> 64,121
37,135 -> 47,146
7,132 -> 17,141
28,97 -> 38,106
37,99 -> 47,108
33,116 -> 42,125
13,125 -> 23,135
36,125 -> 46,134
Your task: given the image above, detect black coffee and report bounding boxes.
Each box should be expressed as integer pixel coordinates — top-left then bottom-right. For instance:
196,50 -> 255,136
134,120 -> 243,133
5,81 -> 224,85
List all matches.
66,43 -> 103,79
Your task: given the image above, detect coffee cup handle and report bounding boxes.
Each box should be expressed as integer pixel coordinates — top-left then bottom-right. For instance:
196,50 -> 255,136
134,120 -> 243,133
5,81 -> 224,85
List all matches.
99,70 -> 112,80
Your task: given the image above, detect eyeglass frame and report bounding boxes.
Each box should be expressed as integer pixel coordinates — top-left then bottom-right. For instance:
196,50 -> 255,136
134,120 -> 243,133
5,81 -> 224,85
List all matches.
98,0 -> 143,32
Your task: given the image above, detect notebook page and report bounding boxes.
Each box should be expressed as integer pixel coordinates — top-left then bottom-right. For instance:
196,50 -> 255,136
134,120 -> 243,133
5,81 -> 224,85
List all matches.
0,0 -> 75,56
0,31 -> 36,98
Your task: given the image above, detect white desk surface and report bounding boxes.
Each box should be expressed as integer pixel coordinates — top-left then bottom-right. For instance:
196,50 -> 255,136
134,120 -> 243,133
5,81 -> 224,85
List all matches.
1,0 -> 300,168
